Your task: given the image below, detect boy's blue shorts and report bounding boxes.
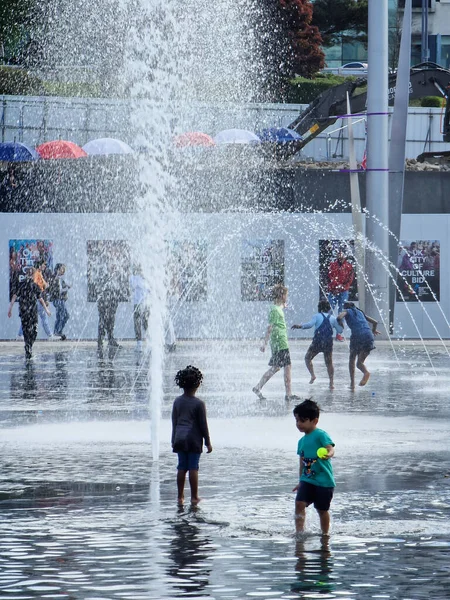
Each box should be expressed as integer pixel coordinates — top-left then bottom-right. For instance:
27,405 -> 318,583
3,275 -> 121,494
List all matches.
295,481 -> 334,511
177,452 -> 201,471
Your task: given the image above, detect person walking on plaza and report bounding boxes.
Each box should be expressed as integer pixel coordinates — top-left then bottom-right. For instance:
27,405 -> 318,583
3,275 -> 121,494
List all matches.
292,399 -> 335,535
8,267 -> 51,359
292,299 -> 343,391
97,260 -> 122,350
130,265 -> 149,351
49,263 -> 70,340
171,365 -> 212,505
252,284 -> 300,402
337,302 -> 380,390
327,249 -> 354,342
17,259 -> 54,340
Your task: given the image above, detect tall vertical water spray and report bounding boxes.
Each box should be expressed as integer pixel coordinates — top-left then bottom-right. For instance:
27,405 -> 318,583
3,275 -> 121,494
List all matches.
121,0 -> 262,459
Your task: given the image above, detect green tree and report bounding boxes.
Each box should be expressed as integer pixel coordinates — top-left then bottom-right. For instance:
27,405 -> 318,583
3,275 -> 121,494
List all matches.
0,0 -> 35,61
311,0 -> 368,47
256,0 -> 325,100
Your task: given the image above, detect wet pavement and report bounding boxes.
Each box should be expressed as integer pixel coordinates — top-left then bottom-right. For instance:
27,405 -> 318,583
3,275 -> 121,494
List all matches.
1,339 -> 450,599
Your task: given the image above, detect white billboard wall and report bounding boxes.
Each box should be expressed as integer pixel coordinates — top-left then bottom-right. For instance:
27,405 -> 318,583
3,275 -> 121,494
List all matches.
1,212 -> 448,340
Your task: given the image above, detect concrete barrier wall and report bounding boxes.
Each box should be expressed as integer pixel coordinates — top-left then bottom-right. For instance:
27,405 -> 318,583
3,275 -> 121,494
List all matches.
1,212 -> 449,340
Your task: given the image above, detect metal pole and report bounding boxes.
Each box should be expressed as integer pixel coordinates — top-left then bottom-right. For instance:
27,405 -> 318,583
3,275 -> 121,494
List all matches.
365,0 -> 390,333
421,0 -> 429,63
388,0 -> 412,333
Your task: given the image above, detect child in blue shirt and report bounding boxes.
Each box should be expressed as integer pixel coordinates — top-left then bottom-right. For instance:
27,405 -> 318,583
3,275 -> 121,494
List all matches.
292,399 -> 335,535
292,299 -> 343,390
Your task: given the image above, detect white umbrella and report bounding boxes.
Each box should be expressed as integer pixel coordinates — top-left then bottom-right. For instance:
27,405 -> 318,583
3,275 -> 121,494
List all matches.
82,138 -> 134,155
214,129 -> 261,145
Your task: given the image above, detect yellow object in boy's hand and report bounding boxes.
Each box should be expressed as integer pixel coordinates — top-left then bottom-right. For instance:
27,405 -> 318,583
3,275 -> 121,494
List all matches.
317,447 -> 328,459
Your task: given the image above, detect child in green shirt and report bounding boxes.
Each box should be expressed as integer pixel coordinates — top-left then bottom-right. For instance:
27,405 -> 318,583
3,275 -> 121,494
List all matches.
292,399 -> 335,535
252,284 -> 300,402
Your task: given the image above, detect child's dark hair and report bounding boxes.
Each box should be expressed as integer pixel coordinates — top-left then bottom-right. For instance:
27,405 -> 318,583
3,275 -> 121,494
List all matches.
318,298 -> 331,313
293,399 -> 320,421
175,365 -> 203,391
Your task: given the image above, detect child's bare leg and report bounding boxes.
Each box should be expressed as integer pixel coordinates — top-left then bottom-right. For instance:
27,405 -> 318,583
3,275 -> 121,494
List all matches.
254,366 -> 279,395
284,363 -> 292,396
177,470 -> 187,503
349,351 -> 357,391
317,509 -> 330,535
324,352 -> 334,390
295,501 -> 307,533
305,349 -> 317,384
189,469 -> 201,503
357,350 -> 371,386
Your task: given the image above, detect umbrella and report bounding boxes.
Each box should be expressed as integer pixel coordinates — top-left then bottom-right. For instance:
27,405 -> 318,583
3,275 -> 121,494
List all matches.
174,132 -> 215,148
213,129 -> 261,145
0,142 -> 39,162
258,127 -> 302,143
82,138 -> 134,155
37,141 -> 87,159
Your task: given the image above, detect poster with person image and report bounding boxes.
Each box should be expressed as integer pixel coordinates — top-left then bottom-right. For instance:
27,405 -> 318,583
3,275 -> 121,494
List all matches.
86,240 -> 131,302
167,241 -> 207,302
9,239 -> 53,300
319,240 -> 358,301
241,239 -> 284,301
396,240 -> 440,302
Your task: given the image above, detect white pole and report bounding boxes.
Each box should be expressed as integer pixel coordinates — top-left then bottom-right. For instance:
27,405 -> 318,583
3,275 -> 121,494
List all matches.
346,92 -> 365,312
365,0 -> 390,332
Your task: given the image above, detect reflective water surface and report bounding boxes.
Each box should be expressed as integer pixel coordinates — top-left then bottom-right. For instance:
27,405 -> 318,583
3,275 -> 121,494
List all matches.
1,340 -> 450,599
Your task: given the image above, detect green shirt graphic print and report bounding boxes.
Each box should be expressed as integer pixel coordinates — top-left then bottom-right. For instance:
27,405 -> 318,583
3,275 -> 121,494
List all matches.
297,428 -> 335,488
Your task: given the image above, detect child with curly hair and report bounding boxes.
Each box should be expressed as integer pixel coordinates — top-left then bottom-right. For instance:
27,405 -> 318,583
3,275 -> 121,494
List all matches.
171,365 -> 212,504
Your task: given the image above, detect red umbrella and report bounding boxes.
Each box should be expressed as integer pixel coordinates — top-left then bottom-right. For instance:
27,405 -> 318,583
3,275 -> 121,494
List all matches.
174,132 -> 215,148
37,141 -> 88,159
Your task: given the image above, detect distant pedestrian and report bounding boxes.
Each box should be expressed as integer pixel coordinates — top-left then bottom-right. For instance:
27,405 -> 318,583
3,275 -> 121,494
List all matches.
327,249 -> 354,341
292,299 -> 343,390
17,259 -> 53,340
97,260 -> 122,350
49,263 -> 70,340
292,399 -> 335,536
171,365 -> 212,505
130,265 -> 149,351
337,302 -> 380,390
8,267 -> 51,359
252,284 -> 300,402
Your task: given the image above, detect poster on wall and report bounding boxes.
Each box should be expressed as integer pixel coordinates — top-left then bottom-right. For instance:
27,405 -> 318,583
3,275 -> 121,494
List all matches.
241,239 -> 285,301
9,239 -> 54,300
86,240 -> 131,302
396,240 -> 440,302
167,241 -> 207,302
318,240 -> 358,302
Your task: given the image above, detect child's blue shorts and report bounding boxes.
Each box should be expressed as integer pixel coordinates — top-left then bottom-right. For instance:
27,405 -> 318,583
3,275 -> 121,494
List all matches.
177,452 -> 201,471
295,481 -> 334,511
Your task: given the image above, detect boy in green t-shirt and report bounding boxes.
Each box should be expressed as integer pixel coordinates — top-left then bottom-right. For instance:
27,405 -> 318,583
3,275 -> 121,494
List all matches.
292,399 -> 335,535
252,284 -> 300,402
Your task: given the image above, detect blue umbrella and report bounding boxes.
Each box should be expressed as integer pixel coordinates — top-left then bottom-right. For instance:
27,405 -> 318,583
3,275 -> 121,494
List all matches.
258,127 -> 302,143
0,142 -> 39,162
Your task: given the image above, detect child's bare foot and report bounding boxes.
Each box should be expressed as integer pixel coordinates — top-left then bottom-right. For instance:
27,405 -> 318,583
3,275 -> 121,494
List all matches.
252,387 -> 266,400
359,372 -> 370,386
329,383 -> 334,391
191,497 -> 202,504
309,376 -> 316,384
177,497 -> 184,505
350,383 -> 355,392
